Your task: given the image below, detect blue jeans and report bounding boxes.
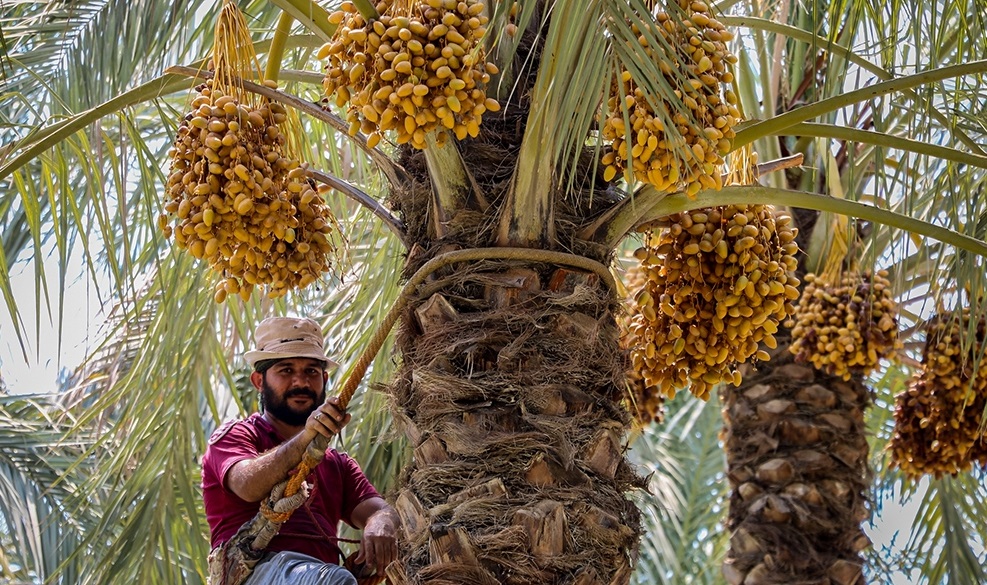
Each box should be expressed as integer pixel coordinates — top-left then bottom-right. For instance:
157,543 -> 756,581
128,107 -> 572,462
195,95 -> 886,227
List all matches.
244,551 -> 357,585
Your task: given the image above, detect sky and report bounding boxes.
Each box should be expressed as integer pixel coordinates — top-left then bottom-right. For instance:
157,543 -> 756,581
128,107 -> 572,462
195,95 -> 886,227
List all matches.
0,246 -> 106,394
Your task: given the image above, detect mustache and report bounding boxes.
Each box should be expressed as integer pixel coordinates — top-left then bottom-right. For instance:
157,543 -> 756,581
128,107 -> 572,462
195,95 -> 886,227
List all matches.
285,388 -> 318,399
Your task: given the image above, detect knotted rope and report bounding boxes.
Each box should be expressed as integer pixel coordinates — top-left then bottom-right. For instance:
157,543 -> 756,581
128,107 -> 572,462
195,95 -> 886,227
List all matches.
211,247 -> 614,585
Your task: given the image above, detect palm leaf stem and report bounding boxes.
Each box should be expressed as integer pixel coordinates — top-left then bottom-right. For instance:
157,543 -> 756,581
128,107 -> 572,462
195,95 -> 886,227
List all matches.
781,123 -> 987,169
580,154 -> 803,242
603,185 -> 987,258
269,69 -> 326,85
423,133 -> 487,238
497,0 -> 613,246
265,12 -> 295,82
498,117 -> 555,246
352,0 -> 381,22
0,74 -> 191,182
735,60 -> 987,149
722,15 -> 987,156
267,0 -> 336,41
0,35 -> 325,184
305,168 -> 407,244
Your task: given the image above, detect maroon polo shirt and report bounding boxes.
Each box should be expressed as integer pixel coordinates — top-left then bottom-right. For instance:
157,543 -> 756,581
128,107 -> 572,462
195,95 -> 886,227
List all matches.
202,413 -> 380,564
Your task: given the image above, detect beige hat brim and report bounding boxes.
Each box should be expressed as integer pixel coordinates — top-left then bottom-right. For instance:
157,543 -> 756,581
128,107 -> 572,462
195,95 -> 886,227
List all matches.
244,344 -> 339,368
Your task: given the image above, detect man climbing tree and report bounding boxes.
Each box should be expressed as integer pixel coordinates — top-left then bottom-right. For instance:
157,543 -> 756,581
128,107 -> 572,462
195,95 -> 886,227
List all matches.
202,316 -> 399,584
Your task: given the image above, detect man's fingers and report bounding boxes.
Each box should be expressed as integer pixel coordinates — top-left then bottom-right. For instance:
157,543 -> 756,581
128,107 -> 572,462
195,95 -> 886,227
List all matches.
321,417 -> 342,434
361,540 -> 377,573
363,536 -> 397,575
318,404 -> 342,420
310,402 -> 351,435
308,412 -> 331,436
308,411 -> 329,437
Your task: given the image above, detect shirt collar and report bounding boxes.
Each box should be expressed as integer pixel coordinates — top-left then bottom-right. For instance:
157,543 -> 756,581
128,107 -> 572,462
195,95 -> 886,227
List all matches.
249,412 -> 284,442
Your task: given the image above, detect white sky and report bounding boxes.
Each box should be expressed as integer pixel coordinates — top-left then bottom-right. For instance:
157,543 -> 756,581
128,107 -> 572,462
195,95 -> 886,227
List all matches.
0,247 -> 107,394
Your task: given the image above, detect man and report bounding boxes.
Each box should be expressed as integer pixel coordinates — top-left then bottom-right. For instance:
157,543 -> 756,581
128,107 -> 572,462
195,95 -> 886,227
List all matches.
202,316 -> 399,585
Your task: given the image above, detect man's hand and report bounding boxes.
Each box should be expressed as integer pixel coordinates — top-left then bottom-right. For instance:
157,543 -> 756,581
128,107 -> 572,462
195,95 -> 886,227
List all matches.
307,396 -> 351,438
353,502 -> 400,576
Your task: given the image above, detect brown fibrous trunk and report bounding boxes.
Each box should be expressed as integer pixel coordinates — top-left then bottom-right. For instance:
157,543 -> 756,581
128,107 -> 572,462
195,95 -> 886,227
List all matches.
384,263 -> 644,585
721,350 -> 872,585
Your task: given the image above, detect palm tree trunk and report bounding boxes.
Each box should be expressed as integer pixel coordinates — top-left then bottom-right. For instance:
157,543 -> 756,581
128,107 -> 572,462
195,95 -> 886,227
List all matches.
383,256 -> 643,585
721,345 -> 872,585
366,6 -> 646,578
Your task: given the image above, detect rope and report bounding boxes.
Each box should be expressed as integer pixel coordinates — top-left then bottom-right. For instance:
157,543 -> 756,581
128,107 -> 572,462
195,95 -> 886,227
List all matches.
251,247 -> 614,550
259,480 -> 308,524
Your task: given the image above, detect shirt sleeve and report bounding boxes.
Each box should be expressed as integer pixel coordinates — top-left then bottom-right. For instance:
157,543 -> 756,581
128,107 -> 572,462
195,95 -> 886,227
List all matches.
202,420 -> 262,494
337,452 -> 382,527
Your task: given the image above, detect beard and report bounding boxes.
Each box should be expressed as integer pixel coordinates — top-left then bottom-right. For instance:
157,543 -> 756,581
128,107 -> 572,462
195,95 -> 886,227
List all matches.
260,379 -> 326,426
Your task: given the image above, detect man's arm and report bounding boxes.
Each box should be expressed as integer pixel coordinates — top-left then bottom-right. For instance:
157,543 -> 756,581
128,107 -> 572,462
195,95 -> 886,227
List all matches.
352,497 -> 400,576
226,398 -> 350,502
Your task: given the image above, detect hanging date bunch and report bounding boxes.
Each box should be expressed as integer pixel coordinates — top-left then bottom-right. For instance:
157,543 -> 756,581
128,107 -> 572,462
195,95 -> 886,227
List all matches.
619,262 -> 665,425
888,310 -> 987,478
601,0 -> 740,195
161,0 -> 341,302
628,205 -> 799,401
789,270 -> 900,380
628,148 -> 799,401
321,0 -> 500,150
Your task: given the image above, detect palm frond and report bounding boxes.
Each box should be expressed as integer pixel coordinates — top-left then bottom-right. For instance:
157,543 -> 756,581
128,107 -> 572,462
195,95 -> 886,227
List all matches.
729,0 -> 987,327
0,395 -> 93,583
516,0 -> 717,191
866,473 -> 987,585
305,212 -> 411,551
48,253 -> 219,584
4,1 -> 987,584
629,395 -> 729,585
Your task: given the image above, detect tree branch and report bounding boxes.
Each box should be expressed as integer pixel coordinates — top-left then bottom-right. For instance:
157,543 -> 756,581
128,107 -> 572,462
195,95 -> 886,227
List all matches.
752,154 -> 804,178
305,168 -> 407,247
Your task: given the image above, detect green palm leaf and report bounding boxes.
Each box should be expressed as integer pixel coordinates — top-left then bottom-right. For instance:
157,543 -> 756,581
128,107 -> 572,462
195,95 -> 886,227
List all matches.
629,396 -> 729,585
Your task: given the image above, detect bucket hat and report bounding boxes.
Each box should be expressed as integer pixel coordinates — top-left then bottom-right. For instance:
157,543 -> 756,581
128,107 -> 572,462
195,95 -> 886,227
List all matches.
244,317 -> 338,368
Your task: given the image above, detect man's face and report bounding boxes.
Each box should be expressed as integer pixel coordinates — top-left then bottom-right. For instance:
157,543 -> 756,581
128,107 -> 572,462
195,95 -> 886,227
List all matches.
258,358 -> 327,426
